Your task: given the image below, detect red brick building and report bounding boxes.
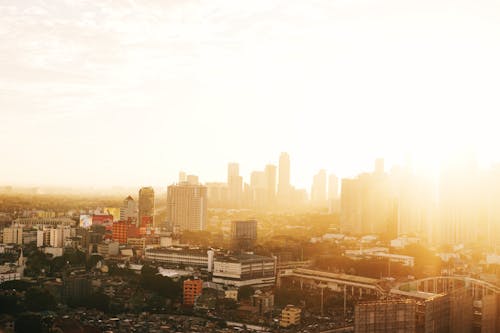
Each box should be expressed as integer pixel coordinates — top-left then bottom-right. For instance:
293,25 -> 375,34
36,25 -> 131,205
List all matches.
183,279 -> 203,306
111,221 -> 140,244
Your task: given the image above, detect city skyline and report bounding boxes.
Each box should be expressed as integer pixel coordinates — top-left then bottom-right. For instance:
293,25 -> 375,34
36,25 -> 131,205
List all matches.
1,0 -> 500,188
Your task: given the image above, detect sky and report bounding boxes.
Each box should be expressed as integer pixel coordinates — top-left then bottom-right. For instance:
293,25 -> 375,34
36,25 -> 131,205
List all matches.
1,0 -> 500,189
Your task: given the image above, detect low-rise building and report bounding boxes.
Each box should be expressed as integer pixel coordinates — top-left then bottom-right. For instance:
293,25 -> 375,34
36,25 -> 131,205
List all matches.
97,240 -> 120,257
280,305 -> 301,327
145,247 -> 215,271
251,290 -> 274,315
212,254 -> 276,287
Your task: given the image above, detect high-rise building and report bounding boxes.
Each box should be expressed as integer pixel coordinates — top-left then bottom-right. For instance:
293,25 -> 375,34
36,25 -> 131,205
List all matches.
227,163 -> 243,207
278,152 -> 291,205
439,152 -> 481,245
206,182 -> 228,208
328,174 -> 340,214
187,175 -> 199,185
311,169 -> 327,206
138,187 -> 155,227
265,164 -> 277,206
167,183 -> 208,231
179,171 -> 187,183
2,226 -> 23,244
49,226 -> 71,247
120,196 -> 137,222
251,171 -> 266,208
230,220 -> 257,251
340,163 -> 393,235
328,174 -> 339,200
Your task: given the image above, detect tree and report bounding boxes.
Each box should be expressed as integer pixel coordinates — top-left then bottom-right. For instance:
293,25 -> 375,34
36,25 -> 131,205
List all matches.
25,287 -> 57,312
238,286 -> 254,301
15,313 -> 43,333
0,294 -> 22,314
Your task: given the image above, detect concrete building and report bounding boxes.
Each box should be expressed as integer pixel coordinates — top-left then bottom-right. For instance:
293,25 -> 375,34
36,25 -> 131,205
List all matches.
280,305 -> 301,328
230,220 -> 257,252
120,196 -> 137,222
251,290 -> 274,315
228,163 -> 243,208
145,247 -> 215,272
97,240 -> 119,257
167,183 -> 207,231
206,182 -> 228,208
355,300 -> 417,333
49,226 -> 72,248
265,164 -> 277,207
11,217 -> 75,228
138,187 -> 155,227
62,275 -> 92,302
2,226 -> 23,244
183,279 -> 203,306
311,169 -> 327,206
340,165 -> 395,236
278,152 -> 291,205
212,254 -> 276,287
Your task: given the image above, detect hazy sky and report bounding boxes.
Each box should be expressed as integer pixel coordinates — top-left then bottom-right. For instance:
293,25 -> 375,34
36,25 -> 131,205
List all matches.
1,0 -> 500,189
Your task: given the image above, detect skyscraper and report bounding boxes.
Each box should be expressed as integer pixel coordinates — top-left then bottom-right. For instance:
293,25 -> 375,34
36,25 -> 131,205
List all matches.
250,171 -> 266,208
138,187 -> 155,227
328,174 -> 339,201
167,183 -> 208,231
179,171 -> 187,183
120,196 -> 137,222
227,162 -> 243,207
278,152 -> 291,205
265,164 -> 277,207
311,169 -> 327,206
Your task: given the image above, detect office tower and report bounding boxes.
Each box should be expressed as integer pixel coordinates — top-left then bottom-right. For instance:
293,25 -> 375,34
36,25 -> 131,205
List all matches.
179,171 -> 187,183
278,152 -> 291,205
138,187 -> 155,227
227,163 -> 243,207
251,171 -> 266,208
230,220 -> 257,251
311,169 -> 327,206
340,161 -> 393,235
439,151 -> 481,245
265,164 -> 277,206
328,174 -> 339,200
328,174 -> 340,213
187,174 -> 199,185
167,183 -> 207,231
340,178 -> 362,234
120,196 -> 137,222
206,182 -> 228,208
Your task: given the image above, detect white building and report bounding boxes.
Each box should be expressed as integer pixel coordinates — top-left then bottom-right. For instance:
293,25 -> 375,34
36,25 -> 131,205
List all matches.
49,226 -> 72,248
145,247 -> 215,272
2,226 -> 23,244
212,254 -> 276,287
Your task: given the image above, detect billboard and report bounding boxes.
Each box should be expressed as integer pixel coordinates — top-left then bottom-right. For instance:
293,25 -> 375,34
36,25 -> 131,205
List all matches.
79,214 -> 92,228
104,207 -> 120,222
92,214 -> 113,226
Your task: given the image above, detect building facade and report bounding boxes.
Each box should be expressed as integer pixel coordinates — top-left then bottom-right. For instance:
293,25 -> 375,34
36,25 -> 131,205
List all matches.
167,183 -> 207,231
